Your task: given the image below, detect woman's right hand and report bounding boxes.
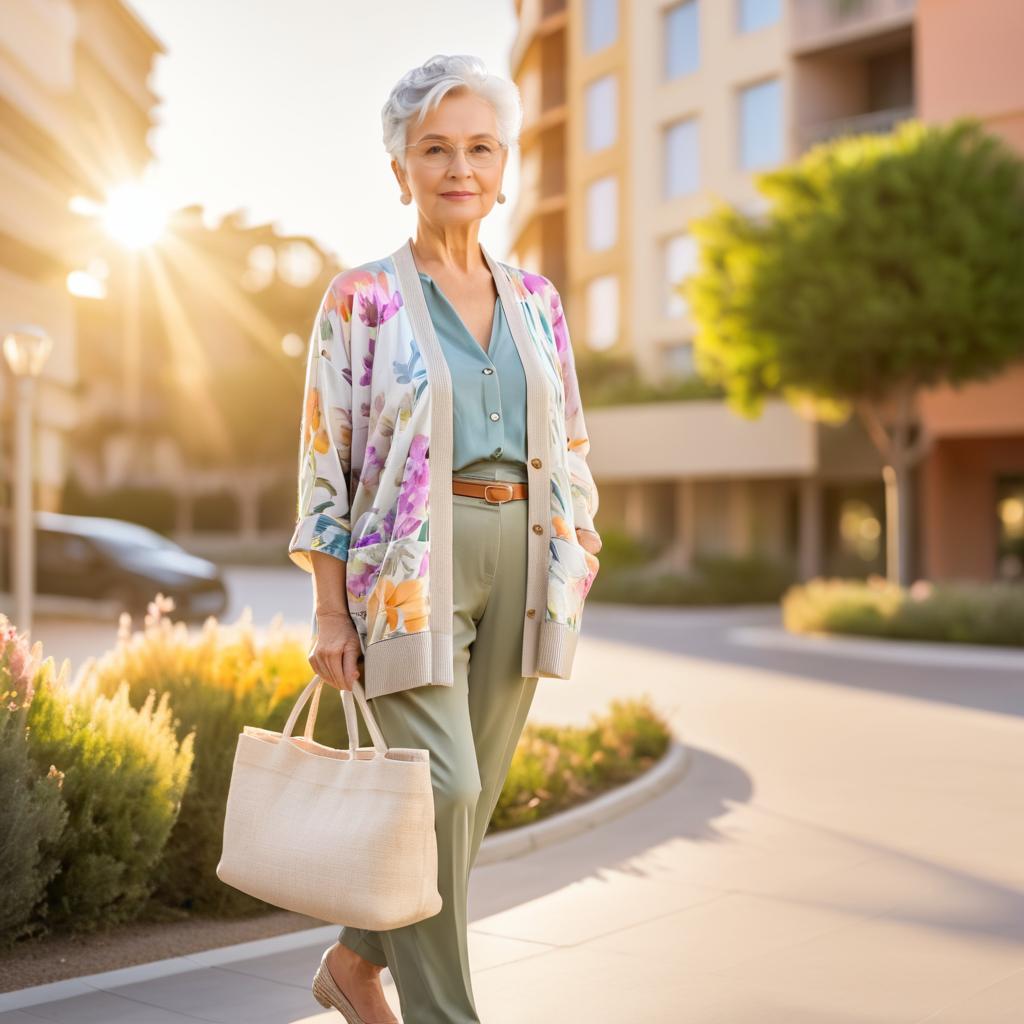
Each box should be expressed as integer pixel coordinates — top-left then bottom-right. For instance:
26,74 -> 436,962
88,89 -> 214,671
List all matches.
309,610 -> 363,691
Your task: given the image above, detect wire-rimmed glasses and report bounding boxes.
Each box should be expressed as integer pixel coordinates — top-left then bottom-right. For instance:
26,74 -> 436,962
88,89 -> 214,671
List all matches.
404,136 -> 507,169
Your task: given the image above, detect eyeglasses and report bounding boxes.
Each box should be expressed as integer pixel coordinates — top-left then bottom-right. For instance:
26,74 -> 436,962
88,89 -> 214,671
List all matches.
404,137 -> 507,169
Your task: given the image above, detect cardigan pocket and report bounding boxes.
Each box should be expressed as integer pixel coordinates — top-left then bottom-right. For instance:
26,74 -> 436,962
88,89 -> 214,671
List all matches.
547,536 -> 600,626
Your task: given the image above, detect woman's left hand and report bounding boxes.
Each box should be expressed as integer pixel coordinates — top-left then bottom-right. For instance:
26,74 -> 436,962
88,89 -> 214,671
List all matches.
575,527 -> 602,555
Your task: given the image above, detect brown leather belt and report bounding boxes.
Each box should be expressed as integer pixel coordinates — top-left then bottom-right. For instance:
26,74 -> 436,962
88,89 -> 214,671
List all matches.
451,477 -> 529,503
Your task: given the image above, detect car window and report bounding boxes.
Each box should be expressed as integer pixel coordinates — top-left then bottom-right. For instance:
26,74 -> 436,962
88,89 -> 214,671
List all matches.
37,532 -> 98,573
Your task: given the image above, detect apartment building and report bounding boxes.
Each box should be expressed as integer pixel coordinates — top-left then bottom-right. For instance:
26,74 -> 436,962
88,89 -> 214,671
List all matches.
914,0 -> 1024,582
510,0 -> 1022,583
0,0 -> 163,512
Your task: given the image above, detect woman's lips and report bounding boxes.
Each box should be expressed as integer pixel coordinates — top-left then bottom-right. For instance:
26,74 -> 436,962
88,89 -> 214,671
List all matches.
441,192 -> 477,200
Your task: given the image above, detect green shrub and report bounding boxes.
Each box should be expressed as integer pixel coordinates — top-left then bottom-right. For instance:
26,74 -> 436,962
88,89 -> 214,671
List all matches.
782,575 -> 1024,646
0,616 -> 68,949
491,695 -> 672,831
575,350 -> 727,407
75,597 -> 335,917
60,472 -> 178,534
592,551 -> 796,605
72,595 -> 673,921
24,670 -> 194,934
585,526 -> 660,575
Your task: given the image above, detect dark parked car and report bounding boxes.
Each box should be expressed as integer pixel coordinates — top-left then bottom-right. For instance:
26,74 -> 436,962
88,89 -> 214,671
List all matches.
0,511 -> 228,623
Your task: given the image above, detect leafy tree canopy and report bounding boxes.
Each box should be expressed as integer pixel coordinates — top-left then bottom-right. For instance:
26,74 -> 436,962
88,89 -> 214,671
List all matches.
686,117 -> 1024,419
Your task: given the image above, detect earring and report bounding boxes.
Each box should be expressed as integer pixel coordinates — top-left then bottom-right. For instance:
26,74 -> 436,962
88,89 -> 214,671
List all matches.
400,193 -> 412,205
497,191 -> 506,204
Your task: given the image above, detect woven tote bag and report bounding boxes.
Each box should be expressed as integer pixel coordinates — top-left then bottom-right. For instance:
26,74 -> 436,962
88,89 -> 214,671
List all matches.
216,673 -> 442,930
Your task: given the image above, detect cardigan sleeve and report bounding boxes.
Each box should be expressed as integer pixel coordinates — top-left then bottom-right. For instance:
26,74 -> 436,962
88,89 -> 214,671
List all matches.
548,282 -> 600,535
287,276 -> 354,573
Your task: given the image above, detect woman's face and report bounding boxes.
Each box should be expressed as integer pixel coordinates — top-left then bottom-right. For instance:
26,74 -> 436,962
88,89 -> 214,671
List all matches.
394,89 -> 508,227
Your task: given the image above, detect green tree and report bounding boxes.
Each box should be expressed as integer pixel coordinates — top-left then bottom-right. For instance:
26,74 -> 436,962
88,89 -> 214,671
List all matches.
686,117 -> 1024,585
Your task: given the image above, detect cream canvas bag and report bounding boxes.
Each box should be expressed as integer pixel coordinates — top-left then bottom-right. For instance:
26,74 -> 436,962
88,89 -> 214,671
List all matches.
216,674 -> 442,929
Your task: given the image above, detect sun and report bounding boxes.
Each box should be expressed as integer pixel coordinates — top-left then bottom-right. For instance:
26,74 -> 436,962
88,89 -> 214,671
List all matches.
100,181 -> 169,250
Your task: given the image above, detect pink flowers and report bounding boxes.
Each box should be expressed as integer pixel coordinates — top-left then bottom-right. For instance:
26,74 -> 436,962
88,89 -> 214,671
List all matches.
355,274 -> 404,329
0,613 -> 42,711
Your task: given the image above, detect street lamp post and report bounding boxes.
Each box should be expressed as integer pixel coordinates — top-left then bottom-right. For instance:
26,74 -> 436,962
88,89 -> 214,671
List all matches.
3,326 -> 53,634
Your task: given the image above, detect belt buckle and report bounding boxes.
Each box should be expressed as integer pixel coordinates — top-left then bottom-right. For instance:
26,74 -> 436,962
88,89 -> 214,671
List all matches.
483,482 -> 514,504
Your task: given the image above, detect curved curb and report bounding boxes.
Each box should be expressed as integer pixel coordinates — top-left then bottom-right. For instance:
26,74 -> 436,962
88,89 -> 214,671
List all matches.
0,739 -> 691,1011
474,738 -> 690,867
729,625 -> 1024,670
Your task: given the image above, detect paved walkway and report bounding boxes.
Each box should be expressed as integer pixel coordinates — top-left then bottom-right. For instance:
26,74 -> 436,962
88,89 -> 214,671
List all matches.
3,603 -> 1022,1022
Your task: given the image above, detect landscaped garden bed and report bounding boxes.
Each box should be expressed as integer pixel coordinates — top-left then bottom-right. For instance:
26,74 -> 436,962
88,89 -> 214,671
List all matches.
782,575 -> 1024,647
0,599 -> 671,987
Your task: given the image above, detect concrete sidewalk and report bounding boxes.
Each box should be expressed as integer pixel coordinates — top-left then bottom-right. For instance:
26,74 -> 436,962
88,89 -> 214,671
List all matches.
3,604 -> 1022,1022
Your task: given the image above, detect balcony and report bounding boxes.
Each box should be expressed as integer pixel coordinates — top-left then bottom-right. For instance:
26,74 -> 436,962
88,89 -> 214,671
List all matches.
585,399 -> 817,481
511,0 -> 568,79
800,103 -> 916,149
791,0 -> 916,56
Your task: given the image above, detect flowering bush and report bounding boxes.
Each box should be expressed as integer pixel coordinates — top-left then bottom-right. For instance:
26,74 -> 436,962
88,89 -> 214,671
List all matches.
2,610 -> 193,945
74,595 -> 322,915
492,695 -> 671,831
782,576 -> 1024,646
0,615 -> 68,948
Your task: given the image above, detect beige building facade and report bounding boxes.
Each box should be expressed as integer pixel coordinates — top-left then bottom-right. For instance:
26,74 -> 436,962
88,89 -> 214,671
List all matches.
0,0 -> 163,513
511,0 -> 1021,583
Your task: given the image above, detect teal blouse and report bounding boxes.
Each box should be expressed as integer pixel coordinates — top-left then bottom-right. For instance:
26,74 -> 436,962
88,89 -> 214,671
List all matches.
419,270 -> 529,484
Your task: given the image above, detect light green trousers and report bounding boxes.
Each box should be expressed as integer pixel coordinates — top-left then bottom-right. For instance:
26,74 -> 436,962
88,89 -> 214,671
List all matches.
338,463 -> 539,1024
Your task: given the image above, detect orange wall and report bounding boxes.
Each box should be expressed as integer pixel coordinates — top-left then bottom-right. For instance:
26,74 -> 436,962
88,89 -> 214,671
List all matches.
918,0 -> 1024,150
920,436 -> 1022,581
919,362 -> 1024,437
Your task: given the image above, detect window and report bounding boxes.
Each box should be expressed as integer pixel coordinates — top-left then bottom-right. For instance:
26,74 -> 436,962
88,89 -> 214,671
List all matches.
585,275 -> 619,350
665,1 -> 699,79
584,0 -> 618,54
664,342 -> 696,377
739,78 -> 783,169
664,117 -> 700,197
585,75 -> 618,151
996,474 -> 1024,581
586,177 -> 618,251
663,233 -> 699,318
738,0 -> 780,33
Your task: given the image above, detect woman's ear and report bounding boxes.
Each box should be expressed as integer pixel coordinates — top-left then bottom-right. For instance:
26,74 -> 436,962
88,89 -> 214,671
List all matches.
390,158 -> 407,192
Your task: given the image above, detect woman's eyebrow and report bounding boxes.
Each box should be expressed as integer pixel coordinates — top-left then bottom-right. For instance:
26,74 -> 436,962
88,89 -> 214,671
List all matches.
415,132 -> 498,141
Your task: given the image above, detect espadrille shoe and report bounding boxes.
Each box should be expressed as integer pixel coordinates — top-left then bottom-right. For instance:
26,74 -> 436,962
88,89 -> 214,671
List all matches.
312,946 -> 396,1024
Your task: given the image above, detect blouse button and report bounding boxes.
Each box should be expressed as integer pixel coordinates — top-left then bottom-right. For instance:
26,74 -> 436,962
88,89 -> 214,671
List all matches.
482,368 -> 494,374
490,412 -> 500,421
526,608 -> 536,618
530,457 -> 542,469
532,524 -> 543,534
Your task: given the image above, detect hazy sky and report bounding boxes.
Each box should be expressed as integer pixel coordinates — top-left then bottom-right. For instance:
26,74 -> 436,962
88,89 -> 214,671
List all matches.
126,1 -> 521,268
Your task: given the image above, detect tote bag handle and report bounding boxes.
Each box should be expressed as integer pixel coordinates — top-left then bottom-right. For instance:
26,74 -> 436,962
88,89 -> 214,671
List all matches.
282,675 -> 389,758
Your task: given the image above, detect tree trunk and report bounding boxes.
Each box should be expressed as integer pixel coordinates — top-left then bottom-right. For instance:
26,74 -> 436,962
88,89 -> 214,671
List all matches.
855,385 -> 924,589
882,457 -> 913,587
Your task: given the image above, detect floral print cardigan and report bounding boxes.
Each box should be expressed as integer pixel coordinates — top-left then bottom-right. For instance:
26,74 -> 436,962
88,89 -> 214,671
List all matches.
289,237 -> 600,699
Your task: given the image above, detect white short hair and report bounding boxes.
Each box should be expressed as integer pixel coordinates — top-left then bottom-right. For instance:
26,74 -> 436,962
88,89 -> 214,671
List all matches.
382,54 -> 523,170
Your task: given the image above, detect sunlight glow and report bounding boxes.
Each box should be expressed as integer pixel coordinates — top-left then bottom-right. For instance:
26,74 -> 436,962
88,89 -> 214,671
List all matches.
101,182 -> 169,249
67,270 -> 107,299
281,332 -> 304,358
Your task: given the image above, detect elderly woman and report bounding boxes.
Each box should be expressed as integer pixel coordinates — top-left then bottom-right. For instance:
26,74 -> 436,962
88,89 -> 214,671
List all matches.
291,54 -> 602,1024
